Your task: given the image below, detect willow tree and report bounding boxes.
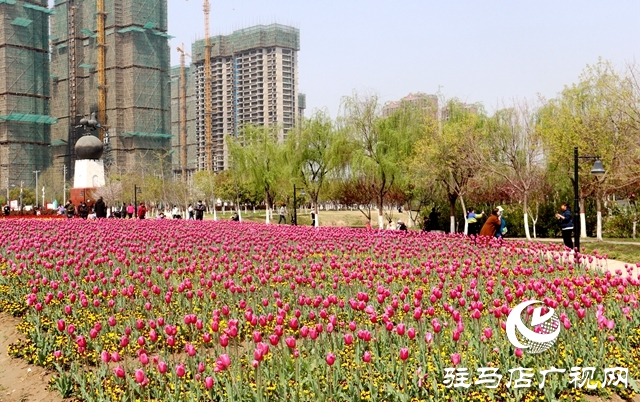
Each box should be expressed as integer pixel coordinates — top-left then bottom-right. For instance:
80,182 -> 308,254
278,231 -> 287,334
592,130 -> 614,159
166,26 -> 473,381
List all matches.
477,100 -> 546,240
227,124 -> 287,224
339,92 -> 423,229
539,60 -> 640,240
286,110 -> 346,227
409,99 -> 485,233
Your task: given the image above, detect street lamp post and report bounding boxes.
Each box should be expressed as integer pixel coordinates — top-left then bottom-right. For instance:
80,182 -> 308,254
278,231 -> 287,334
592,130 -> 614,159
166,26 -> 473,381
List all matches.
19,181 -> 23,212
134,185 -> 142,214
574,146 -> 606,253
33,170 -> 40,208
293,184 -> 297,226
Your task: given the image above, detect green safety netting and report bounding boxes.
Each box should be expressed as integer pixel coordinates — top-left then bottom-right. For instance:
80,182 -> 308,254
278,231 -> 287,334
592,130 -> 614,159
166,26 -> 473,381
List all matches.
121,132 -> 172,139
23,2 -> 55,14
11,17 -> 32,27
0,113 -> 57,124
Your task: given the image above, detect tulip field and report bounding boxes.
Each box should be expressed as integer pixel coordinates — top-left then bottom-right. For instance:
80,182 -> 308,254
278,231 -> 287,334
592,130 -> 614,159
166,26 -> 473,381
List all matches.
0,219 -> 639,402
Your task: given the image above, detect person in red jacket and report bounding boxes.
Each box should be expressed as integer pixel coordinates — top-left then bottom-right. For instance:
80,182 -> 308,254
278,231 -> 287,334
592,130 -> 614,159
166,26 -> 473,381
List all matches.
137,202 -> 147,219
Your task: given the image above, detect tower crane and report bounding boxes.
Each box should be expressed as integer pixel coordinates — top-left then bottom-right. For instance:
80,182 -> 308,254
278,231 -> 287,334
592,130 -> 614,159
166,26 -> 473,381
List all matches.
203,0 -> 213,171
186,0 -> 215,171
176,43 -> 192,180
97,0 -> 107,141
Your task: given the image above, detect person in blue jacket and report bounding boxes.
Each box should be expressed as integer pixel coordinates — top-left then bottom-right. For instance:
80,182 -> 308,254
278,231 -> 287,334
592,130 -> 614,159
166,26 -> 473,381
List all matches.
555,203 -> 574,249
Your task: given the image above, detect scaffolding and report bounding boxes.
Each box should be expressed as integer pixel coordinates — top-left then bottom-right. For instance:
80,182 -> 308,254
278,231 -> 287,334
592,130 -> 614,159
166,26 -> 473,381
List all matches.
192,24 -> 300,61
50,0 -> 172,176
169,64 -> 197,178
0,0 -> 55,191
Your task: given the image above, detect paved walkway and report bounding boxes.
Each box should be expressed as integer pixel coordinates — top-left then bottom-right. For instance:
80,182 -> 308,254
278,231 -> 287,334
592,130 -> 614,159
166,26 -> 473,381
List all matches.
529,239 -> 640,279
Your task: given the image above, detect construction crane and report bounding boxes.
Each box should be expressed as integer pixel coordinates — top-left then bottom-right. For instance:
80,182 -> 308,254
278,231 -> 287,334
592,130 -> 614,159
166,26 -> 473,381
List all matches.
97,0 -> 107,141
186,0 -> 215,171
203,0 -> 214,171
176,43 -> 191,180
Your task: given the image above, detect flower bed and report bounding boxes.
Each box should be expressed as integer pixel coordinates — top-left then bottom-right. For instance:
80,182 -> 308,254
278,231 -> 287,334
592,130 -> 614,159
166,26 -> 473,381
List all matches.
0,220 -> 638,401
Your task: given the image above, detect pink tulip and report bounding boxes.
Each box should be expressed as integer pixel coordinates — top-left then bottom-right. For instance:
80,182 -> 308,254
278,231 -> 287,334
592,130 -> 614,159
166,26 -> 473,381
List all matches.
285,336 -> 296,349
344,333 -> 354,345
399,347 -> 409,361
483,327 -> 493,339
363,351 -> 372,363
113,366 -> 125,378
175,364 -> 186,378
134,369 -> 145,384
157,361 -> 167,374
515,348 -> 523,358
451,353 -> 461,365
425,332 -> 433,344
326,352 -> 336,366
205,376 -> 214,389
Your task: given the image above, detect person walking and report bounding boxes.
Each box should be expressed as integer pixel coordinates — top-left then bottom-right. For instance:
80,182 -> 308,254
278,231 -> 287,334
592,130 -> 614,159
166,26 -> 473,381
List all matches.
187,204 -> 195,220
126,203 -> 135,219
479,208 -> 502,237
137,202 -> 147,220
195,200 -> 205,221
555,203 -> 574,249
278,204 -> 287,224
95,197 -> 107,218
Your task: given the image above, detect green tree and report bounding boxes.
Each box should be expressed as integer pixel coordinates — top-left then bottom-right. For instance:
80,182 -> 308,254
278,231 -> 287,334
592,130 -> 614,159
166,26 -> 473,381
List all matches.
478,99 -> 546,240
228,124 -> 287,224
286,110 -> 347,227
339,92 -> 422,229
408,99 -> 485,233
539,60 -> 640,240
10,187 -> 35,208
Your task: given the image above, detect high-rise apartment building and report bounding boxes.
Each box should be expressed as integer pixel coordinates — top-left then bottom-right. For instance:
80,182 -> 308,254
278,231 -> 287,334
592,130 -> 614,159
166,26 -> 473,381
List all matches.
50,0 -> 172,176
0,0 -> 54,192
190,24 -> 300,172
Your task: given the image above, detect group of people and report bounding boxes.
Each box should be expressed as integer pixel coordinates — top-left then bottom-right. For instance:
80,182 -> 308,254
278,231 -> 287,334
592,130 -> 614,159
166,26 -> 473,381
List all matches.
477,206 -> 508,238
61,198 -> 149,220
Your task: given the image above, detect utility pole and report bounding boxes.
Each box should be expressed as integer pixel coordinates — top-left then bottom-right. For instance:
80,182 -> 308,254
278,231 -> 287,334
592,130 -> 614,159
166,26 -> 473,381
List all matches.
33,170 -> 40,208
19,181 -> 23,212
42,186 -> 45,209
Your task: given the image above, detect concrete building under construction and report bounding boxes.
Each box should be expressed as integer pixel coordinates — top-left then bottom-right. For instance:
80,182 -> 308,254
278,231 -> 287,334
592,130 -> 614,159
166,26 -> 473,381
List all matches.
189,23 -> 300,172
0,0 -> 55,193
50,0 -> 172,177
170,64 -> 197,178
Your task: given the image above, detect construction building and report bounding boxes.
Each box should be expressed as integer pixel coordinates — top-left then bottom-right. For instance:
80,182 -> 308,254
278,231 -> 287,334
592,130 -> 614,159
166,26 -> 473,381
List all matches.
50,0 -> 172,177
0,0 -> 55,193
382,92 -> 439,118
298,93 -> 306,120
190,23 -> 300,172
170,64 -> 197,178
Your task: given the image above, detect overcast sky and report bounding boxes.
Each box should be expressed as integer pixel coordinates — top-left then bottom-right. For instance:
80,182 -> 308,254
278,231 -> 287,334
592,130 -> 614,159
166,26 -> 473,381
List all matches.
57,1 -> 640,118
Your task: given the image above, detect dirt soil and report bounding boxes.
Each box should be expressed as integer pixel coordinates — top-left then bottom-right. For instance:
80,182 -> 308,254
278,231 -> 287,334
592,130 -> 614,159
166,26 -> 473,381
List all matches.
0,313 -> 63,402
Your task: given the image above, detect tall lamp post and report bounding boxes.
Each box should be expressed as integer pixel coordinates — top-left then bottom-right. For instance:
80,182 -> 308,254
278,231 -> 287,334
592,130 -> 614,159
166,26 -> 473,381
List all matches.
293,184 -> 305,226
33,170 -> 40,208
574,146 -> 606,253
